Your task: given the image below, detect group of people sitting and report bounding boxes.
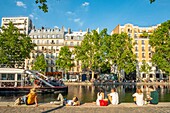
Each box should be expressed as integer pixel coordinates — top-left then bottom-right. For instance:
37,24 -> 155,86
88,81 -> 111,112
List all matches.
96,86 -> 159,106
14,88 -> 80,107
15,86 -> 158,107
132,86 -> 159,106
96,88 -> 119,106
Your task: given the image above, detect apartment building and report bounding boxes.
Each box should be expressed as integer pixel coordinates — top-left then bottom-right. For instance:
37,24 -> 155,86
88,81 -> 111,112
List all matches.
27,27 -> 88,78
65,28 -> 87,75
1,17 -> 32,35
111,23 -> 167,81
26,27 -> 65,73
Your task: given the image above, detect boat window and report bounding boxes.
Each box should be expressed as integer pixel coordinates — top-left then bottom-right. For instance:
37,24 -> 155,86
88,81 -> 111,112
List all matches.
2,74 -> 6,80
8,74 -> 15,80
17,74 -> 21,80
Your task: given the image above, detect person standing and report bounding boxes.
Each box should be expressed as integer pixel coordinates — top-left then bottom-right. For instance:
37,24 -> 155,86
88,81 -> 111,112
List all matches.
107,88 -> 119,105
132,88 -> 144,106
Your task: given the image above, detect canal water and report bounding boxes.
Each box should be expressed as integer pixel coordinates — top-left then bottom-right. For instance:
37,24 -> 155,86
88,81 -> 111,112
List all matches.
0,84 -> 170,103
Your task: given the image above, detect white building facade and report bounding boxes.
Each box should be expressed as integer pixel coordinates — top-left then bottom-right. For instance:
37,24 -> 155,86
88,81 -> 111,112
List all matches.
1,17 -> 32,35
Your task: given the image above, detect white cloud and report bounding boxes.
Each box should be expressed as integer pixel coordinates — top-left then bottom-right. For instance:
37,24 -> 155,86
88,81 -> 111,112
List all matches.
74,18 -> 80,22
29,14 -> 34,18
74,18 -> 84,26
66,11 -> 75,16
16,1 -> 27,8
82,2 -> 89,7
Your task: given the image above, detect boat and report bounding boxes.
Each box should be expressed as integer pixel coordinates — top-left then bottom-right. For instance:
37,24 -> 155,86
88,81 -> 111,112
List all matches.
0,68 -> 68,94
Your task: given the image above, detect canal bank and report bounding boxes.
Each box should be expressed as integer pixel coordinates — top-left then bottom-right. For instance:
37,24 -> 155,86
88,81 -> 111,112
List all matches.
0,102 -> 170,113
64,81 -> 170,85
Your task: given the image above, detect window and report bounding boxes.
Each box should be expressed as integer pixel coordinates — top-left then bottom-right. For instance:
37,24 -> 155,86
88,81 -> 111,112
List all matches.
77,36 -> 80,40
37,40 -> 39,44
135,46 -> 138,51
149,53 -> 152,58
136,53 -> 138,57
70,42 -> 74,46
56,34 -> 60,38
148,46 -> 151,51
149,74 -> 153,78
142,47 -> 145,51
135,40 -> 138,45
77,42 -> 79,46
142,40 -> 145,45
156,74 -> 160,78
128,34 -> 131,37
34,35 -> 37,38
65,36 -> 68,40
143,74 -> 146,78
56,40 -> 59,44
52,35 -> 55,38
47,34 -> 50,38
47,40 -> 49,44
134,34 -> 137,38
2,74 -> 6,80
42,47 -> 44,50
43,35 -> 46,38
142,53 -> 145,58
8,74 -> 15,80
71,36 -> 74,40
38,35 -> 41,38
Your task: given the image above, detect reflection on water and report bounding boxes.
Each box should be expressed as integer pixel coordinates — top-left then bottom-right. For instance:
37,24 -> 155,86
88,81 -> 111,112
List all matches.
0,84 -> 170,103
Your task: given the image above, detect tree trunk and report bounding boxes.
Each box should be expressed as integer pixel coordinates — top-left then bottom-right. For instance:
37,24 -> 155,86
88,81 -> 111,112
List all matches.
91,71 -> 95,80
118,71 -> 121,82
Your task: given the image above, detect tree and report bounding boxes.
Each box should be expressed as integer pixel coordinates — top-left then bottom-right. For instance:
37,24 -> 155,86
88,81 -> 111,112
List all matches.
35,0 -> 48,13
150,0 -> 156,4
102,33 -> 137,82
140,60 -> 151,81
0,22 -> 36,68
32,54 -> 47,73
56,46 -> 74,78
74,29 -> 106,80
149,20 -> 170,82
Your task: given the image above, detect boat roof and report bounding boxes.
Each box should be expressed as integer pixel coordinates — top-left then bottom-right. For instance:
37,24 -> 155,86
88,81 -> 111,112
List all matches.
0,68 -> 25,74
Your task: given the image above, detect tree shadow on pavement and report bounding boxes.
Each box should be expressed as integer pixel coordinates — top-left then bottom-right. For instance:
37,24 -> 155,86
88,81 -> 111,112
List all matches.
41,105 -> 64,113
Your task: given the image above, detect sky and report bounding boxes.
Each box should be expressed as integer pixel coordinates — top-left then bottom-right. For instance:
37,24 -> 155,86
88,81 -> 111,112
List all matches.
0,0 -> 170,33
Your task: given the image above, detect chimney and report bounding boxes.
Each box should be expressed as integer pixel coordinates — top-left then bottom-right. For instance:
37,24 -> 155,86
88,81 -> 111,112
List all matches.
80,29 -> 82,32
62,26 -> 65,31
68,28 -> 71,34
86,28 -> 90,33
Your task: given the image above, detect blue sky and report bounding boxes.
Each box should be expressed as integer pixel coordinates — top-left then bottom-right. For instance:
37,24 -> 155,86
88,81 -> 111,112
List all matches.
0,0 -> 170,33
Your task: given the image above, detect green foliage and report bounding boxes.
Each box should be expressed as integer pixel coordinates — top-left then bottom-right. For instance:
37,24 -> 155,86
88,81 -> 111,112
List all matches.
74,29 -> 106,71
149,20 -> 170,75
32,54 -> 47,72
150,0 -> 156,4
35,0 -> 48,13
74,29 -> 136,80
0,22 -> 36,68
103,33 -> 137,76
56,46 -> 74,72
140,60 -> 151,74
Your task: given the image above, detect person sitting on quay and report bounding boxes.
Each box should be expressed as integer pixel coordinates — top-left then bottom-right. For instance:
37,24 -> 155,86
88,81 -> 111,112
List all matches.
107,88 -> 119,105
132,88 -> 144,106
96,88 -> 105,105
147,86 -> 159,105
14,88 -> 38,106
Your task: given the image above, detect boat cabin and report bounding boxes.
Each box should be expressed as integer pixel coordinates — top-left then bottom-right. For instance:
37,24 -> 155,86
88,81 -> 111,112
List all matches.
0,68 -> 25,87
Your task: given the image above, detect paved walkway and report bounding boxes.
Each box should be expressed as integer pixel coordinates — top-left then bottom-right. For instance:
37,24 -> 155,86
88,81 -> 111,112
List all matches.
0,102 -> 170,113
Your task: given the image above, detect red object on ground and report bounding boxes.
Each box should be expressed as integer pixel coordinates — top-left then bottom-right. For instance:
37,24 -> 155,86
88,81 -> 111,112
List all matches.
99,100 -> 108,106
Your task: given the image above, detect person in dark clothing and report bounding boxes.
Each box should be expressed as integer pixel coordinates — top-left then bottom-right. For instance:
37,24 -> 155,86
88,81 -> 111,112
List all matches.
149,86 -> 159,104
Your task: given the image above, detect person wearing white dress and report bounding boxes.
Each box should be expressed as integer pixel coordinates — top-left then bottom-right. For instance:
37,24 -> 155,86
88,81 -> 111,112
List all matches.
108,88 -> 119,105
132,88 -> 144,106
96,89 -> 104,105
